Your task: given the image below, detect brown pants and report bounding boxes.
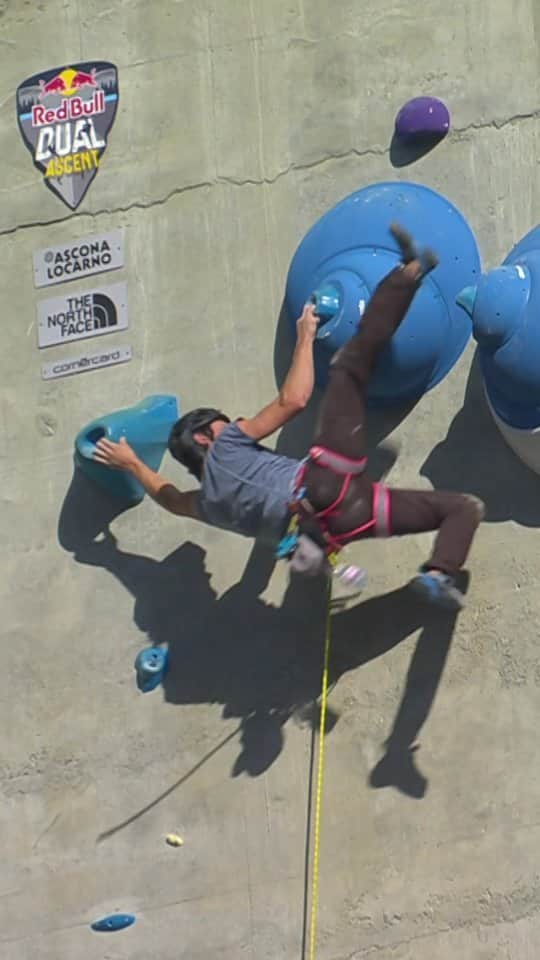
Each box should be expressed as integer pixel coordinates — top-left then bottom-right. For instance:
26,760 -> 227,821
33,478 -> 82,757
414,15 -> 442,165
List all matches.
304,267 -> 483,576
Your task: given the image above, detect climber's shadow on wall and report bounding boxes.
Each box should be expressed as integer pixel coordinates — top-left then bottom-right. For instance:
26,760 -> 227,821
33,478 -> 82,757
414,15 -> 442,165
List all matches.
59,465 -> 460,795
164,569 -> 460,794
58,468 -> 211,653
421,353 -> 540,526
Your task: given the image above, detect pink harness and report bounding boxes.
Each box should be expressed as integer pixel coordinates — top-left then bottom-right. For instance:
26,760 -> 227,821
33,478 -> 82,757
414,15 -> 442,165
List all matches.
293,445 -> 391,554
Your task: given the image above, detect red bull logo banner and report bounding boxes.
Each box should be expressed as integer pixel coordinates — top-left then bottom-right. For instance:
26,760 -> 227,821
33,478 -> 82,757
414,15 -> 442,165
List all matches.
16,61 -> 119,210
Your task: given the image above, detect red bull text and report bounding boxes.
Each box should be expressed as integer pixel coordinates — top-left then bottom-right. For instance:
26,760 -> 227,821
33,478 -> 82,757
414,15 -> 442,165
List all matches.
32,90 -> 106,178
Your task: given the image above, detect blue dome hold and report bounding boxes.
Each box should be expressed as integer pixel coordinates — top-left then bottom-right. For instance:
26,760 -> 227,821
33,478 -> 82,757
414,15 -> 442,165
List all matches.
459,226 -> 540,430
285,182 -> 481,406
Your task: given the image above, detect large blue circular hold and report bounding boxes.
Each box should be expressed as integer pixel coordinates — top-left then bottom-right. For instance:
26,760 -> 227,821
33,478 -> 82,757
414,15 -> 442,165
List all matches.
459,224 -> 540,430
285,182 -> 481,406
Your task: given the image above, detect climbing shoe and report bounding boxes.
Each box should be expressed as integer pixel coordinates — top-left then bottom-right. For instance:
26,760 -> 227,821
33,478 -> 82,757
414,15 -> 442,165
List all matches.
409,571 -> 465,611
390,222 -> 439,276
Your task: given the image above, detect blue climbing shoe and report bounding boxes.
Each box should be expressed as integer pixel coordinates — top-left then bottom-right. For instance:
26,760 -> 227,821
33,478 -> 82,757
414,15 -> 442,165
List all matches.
409,571 -> 465,611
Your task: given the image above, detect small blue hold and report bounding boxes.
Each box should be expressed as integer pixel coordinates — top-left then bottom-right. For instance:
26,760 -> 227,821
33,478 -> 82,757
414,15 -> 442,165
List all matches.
310,283 -> 341,327
91,913 -> 136,933
134,646 -> 169,693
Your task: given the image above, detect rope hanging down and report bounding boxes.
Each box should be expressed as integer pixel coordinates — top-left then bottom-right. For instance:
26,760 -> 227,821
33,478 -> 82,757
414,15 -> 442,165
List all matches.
308,579 -> 333,960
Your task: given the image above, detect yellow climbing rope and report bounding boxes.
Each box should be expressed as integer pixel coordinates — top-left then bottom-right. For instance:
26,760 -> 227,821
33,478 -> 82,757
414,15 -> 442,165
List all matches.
308,577 -> 333,960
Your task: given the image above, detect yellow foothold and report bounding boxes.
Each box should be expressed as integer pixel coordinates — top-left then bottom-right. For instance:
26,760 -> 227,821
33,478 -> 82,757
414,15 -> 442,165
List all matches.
166,833 -> 184,847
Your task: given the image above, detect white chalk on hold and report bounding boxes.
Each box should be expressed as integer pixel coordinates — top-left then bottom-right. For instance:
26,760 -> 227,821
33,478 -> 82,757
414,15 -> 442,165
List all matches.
166,833 -> 184,847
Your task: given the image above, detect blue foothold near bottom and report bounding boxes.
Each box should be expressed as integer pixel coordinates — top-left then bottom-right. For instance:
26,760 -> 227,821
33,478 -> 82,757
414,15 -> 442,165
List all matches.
91,913 -> 136,933
134,646 -> 169,693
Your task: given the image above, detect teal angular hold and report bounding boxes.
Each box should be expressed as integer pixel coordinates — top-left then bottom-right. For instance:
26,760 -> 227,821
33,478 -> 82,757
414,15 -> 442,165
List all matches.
74,395 -> 179,504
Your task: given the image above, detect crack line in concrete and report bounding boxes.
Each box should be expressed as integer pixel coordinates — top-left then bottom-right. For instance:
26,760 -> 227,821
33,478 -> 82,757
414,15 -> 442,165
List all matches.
0,107 -> 539,240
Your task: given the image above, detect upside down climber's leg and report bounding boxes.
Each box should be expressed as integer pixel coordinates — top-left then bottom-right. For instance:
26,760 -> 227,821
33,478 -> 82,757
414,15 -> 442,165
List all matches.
388,487 -> 485,610
292,226 -> 441,587
312,225 -> 439,463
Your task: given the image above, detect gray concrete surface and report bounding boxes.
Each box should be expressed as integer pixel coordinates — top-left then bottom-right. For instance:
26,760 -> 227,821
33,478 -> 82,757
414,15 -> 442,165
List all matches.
2,1 -> 540,958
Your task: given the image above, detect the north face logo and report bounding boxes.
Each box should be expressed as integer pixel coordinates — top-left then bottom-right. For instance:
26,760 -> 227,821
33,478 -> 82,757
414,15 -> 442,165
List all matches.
16,61 -> 119,210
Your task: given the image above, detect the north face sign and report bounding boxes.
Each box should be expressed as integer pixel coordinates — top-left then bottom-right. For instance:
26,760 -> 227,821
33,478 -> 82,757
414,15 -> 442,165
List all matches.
16,61 -> 119,210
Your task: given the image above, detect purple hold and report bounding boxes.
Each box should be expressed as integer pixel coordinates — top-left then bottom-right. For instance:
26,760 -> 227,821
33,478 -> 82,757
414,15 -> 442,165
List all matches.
395,97 -> 450,141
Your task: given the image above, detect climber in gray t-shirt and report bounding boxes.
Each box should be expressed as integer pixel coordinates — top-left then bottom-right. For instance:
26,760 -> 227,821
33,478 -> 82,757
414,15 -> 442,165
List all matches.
93,225 -> 484,610
92,300 -> 320,546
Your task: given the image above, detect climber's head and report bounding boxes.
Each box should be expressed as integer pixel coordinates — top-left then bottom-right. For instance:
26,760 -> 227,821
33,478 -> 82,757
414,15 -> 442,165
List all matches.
168,408 -> 231,480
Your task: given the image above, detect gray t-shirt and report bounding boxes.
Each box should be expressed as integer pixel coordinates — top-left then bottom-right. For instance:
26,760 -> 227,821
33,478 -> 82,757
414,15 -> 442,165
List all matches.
197,422 -> 302,545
